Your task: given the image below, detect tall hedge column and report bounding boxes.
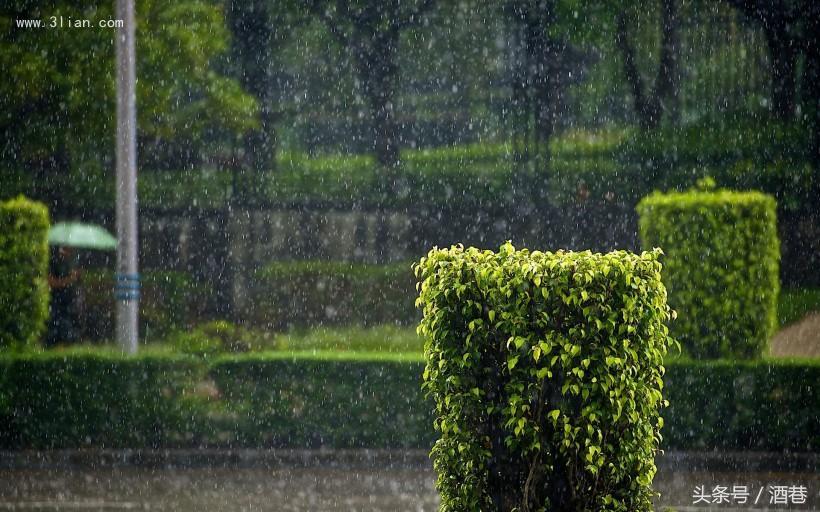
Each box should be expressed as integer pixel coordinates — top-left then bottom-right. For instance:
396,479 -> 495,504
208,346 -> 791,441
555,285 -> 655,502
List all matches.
0,197 -> 50,351
415,243 -> 674,512
637,184 -> 780,359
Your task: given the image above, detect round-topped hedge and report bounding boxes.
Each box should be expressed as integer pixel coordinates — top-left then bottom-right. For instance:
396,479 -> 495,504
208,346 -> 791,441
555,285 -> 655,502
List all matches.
0,196 -> 50,351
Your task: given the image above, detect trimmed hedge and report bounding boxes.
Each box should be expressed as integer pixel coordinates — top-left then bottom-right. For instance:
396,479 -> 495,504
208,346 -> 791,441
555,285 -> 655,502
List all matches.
209,352 -> 430,447
415,243 -> 674,511
0,196 -> 50,351
0,351 -> 816,452
663,359 -> 819,452
251,261 -> 416,328
637,185 -> 780,359
0,351 -> 203,448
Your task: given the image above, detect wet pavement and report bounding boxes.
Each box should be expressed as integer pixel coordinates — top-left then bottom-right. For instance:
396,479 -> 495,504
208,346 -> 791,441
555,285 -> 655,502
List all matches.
0,466 -> 437,511
0,450 -> 817,511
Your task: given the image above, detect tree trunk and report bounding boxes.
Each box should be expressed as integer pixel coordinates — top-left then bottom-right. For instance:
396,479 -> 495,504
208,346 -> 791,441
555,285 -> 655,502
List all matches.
615,0 -> 680,129
529,9 -> 561,162
368,79 -> 400,170
656,0 -> 681,123
763,21 -> 797,121
803,18 -> 820,201
226,0 -> 279,178
615,14 -> 660,129
256,96 -> 278,173
358,34 -> 401,171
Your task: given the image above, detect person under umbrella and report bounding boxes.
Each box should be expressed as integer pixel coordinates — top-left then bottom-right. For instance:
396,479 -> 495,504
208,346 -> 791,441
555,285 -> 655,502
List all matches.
46,222 -> 117,346
46,245 -> 81,346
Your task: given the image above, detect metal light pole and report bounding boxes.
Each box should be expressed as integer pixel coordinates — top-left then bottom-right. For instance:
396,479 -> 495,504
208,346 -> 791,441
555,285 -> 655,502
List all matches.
115,0 -> 139,354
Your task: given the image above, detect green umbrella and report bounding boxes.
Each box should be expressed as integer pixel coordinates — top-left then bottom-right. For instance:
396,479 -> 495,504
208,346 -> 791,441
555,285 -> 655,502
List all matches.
48,222 -> 117,250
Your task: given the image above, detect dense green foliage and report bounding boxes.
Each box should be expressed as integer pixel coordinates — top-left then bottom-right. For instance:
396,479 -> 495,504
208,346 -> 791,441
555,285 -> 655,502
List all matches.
0,350 -> 816,452
251,261 -> 416,328
0,350 -> 202,448
0,0 -> 257,208
415,243 -> 674,512
637,185 -> 780,359
0,196 -> 49,351
168,320 -> 264,357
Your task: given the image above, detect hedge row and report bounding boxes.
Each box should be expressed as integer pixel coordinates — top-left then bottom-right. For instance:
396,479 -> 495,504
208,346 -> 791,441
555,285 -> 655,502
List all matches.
250,261 -> 417,328
0,351 -> 202,447
662,359 -> 820,451
70,262 -> 811,342
210,352 -> 430,447
0,196 -> 50,351
0,352 -> 816,452
638,184 -> 780,359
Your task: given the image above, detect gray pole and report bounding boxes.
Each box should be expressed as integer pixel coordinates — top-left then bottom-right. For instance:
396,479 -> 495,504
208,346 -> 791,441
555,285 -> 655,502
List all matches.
115,0 -> 139,354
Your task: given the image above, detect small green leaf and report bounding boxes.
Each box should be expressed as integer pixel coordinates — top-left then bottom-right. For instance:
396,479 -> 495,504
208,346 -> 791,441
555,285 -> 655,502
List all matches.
507,355 -> 519,370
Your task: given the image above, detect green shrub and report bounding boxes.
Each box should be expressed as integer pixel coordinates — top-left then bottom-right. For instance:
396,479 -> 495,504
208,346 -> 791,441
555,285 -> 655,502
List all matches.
208,354 -> 819,453
0,350 -> 204,448
637,185 -> 780,359
251,261 -> 416,328
270,325 -> 423,353
0,196 -> 50,351
415,243 -> 674,512
168,320 -> 275,356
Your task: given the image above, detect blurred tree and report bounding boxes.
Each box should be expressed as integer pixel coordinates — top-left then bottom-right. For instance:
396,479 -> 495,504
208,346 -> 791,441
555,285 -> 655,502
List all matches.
806,7 -> 820,171
722,0 -> 820,194
224,0 -> 306,180
0,0 -> 257,211
505,0 -> 566,165
614,0 -> 680,129
308,0 -> 435,170
503,1 -> 609,165
722,0 -> 797,120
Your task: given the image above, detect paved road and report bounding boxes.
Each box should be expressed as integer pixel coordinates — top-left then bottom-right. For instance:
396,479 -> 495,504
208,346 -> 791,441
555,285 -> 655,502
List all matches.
0,451 -> 817,511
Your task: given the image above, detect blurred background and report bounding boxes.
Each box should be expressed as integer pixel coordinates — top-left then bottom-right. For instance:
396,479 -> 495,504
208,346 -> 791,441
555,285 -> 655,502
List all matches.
1,0 -> 818,347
